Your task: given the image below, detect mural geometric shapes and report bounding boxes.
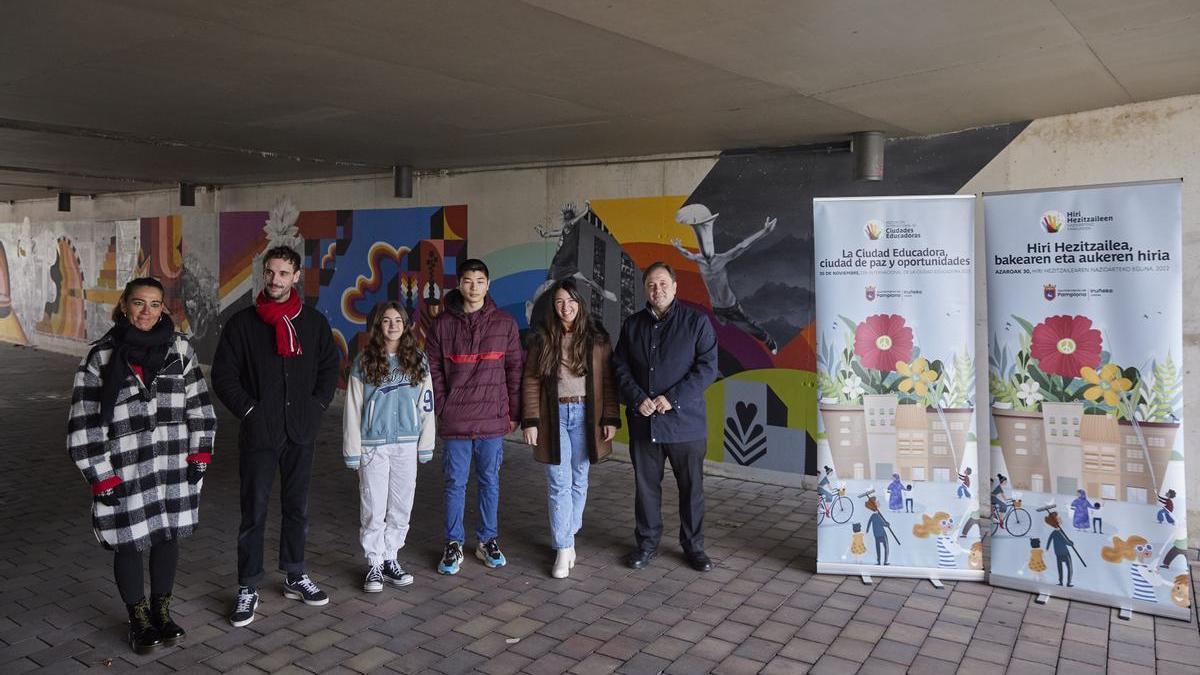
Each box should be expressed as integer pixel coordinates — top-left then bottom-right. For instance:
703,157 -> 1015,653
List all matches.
724,400 -> 767,466
139,216 -> 191,331
36,237 -> 87,340
218,211 -> 268,305
321,242 -> 337,270
85,236 -> 123,307
441,205 -> 467,241
340,242 -> 412,324
295,210 -> 339,240
0,241 -> 29,345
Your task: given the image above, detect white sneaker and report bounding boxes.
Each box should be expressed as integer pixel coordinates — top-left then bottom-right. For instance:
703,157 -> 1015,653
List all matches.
363,564 -> 384,593
552,547 -> 575,579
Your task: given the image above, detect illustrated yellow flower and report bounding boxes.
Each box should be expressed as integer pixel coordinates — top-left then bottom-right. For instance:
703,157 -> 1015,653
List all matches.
896,357 -> 939,397
1081,363 -> 1132,406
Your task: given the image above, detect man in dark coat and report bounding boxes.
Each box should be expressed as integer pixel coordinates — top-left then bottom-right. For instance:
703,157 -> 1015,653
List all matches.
613,262 -> 718,572
212,246 -> 339,627
426,259 -> 523,576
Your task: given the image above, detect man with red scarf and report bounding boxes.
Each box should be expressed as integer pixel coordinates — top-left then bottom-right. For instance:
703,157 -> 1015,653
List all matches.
212,246 -> 339,628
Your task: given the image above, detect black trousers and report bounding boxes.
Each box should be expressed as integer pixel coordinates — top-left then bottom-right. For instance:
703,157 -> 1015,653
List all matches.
237,439 -> 315,587
628,437 -> 706,554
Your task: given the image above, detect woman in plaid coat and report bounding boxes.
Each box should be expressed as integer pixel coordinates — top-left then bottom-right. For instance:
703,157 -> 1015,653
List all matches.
67,277 -> 217,654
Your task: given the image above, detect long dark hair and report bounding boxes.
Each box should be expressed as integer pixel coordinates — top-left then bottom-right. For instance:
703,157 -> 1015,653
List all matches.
359,301 -> 425,386
111,277 -> 166,323
534,279 -> 599,378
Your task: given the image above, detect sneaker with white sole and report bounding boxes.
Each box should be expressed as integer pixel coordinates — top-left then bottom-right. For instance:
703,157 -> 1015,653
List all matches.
438,541 -> 464,575
363,564 -> 384,593
228,587 -> 259,627
476,539 -> 507,568
383,560 -> 414,587
283,574 -> 329,606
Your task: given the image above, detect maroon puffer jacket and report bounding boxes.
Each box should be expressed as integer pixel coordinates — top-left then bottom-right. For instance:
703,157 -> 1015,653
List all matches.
425,290 -> 524,439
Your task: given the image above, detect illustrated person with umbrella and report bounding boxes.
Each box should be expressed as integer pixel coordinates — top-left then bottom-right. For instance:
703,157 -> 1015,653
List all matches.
1043,511 -> 1077,587
863,493 -> 899,566
1157,489 -> 1176,525
887,473 -> 904,512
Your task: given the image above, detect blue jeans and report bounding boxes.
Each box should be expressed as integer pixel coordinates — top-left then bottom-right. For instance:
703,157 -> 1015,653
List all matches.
546,403 -> 590,550
1158,508 -> 1175,525
443,436 -> 504,544
957,485 -> 971,499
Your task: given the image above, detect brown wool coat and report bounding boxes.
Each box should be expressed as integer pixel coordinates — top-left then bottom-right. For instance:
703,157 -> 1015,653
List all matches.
521,333 -> 621,464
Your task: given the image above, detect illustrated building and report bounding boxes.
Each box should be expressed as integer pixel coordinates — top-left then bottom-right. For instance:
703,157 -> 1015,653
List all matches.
992,408 -> 1051,493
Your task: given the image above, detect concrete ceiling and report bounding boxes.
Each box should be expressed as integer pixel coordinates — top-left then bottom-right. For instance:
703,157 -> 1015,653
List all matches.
1,0 -> 1198,202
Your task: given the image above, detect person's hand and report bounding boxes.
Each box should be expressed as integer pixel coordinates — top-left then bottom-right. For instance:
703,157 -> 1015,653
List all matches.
638,398 -> 657,417
96,488 -> 120,507
601,425 -> 616,442
508,420 -> 518,434
652,395 -> 673,413
344,456 -> 361,471
187,462 -> 207,485
764,216 -> 778,233
524,427 -> 538,446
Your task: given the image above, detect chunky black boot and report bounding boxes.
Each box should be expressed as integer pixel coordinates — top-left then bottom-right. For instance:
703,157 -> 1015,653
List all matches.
126,599 -> 163,654
150,594 -> 185,646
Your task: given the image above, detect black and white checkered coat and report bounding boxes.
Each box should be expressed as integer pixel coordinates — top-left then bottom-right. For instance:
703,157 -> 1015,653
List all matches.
67,333 -> 217,550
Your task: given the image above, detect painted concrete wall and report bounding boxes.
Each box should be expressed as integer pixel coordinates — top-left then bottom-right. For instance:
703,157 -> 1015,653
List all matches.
1,95 -> 1197,533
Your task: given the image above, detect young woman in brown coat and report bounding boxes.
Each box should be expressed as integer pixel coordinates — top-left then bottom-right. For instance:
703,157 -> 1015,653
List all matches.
521,279 -> 621,578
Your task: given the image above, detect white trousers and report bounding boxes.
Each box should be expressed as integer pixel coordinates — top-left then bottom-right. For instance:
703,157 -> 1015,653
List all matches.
358,441 -> 417,565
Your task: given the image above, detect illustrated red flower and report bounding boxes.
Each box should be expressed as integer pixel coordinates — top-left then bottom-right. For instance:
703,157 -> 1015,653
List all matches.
1030,315 -> 1102,378
854,314 -> 913,372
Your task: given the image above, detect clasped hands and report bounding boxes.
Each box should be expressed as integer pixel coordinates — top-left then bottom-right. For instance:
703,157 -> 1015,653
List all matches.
638,396 -> 673,417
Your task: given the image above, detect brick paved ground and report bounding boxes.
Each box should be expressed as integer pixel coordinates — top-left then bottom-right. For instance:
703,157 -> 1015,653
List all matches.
2,343 -> 1199,674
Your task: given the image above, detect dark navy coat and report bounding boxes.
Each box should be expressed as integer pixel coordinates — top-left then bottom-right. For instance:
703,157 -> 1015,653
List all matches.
612,302 -> 718,444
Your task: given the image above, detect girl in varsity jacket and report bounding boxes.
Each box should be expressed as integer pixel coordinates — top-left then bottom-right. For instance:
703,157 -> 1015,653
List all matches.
343,301 -> 435,593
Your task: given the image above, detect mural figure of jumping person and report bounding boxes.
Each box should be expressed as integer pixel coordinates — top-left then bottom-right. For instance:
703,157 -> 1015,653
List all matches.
672,204 -> 779,354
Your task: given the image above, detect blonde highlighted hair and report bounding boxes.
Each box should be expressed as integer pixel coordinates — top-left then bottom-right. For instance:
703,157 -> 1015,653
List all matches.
1101,535 -> 1149,563
912,512 -> 951,539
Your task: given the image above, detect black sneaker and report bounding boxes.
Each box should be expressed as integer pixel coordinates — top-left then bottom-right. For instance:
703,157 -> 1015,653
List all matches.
283,574 -> 329,606
363,564 -> 384,593
438,541 -> 464,575
228,587 -> 259,627
383,560 -> 414,587
475,539 -> 507,568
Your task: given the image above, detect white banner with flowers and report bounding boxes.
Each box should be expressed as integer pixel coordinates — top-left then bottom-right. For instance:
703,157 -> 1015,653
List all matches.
984,180 -> 1187,619
813,195 -> 982,580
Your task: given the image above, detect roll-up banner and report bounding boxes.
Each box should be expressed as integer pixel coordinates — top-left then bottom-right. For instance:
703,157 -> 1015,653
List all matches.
984,180 -> 1188,620
814,195 -> 982,581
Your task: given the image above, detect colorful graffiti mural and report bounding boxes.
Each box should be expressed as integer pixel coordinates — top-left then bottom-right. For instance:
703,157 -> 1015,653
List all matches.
217,199 -> 468,381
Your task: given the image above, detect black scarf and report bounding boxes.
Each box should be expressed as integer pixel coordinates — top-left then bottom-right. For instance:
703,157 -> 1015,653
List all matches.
100,314 -> 175,427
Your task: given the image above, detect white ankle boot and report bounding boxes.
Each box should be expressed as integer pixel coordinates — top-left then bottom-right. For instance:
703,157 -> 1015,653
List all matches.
552,547 -> 575,578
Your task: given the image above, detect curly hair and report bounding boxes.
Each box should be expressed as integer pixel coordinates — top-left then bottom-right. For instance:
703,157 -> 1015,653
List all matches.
912,512 -> 952,538
533,279 -> 603,379
358,301 -> 425,387
1101,535 -> 1149,563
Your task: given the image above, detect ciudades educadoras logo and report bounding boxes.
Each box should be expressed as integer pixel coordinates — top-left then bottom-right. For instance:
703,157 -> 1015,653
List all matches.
864,220 -> 882,240
1041,211 -> 1063,234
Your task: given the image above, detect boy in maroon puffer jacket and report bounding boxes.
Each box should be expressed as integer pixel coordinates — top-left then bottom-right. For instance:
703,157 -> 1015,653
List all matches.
426,259 -> 524,574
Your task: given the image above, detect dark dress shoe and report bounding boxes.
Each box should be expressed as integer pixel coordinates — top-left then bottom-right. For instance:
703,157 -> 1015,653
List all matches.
626,549 -> 657,569
685,551 -> 714,572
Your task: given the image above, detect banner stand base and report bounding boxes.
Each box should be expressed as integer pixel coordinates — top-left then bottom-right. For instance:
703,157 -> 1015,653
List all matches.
860,574 -> 873,585
929,578 -> 945,589
1119,607 -> 1134,621
1035,592 -> 1051,605
817,563 -> 985,582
